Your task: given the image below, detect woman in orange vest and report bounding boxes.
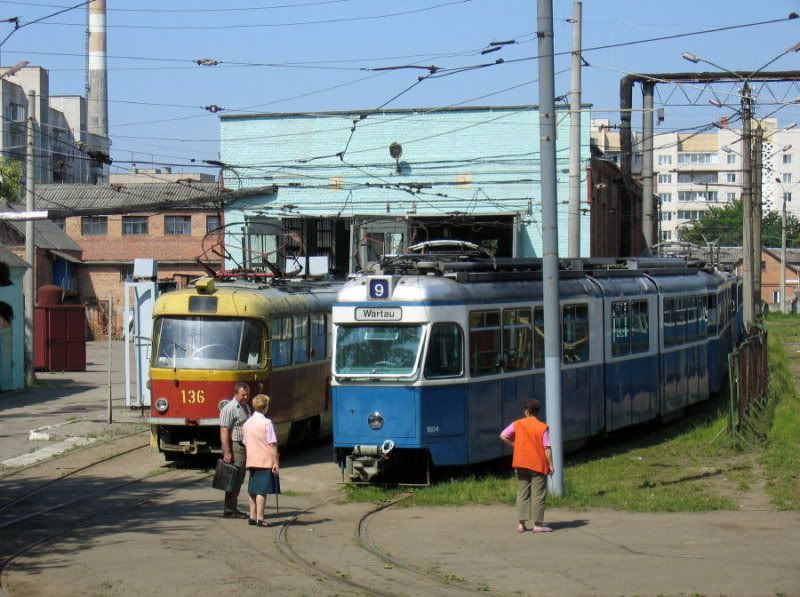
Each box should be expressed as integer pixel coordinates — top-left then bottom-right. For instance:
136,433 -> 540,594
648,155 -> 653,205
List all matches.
242,394 -> 280,527
500,399 -> 554,533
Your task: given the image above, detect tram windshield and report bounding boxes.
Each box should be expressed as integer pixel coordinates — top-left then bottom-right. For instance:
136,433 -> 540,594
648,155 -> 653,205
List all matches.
335,325 -> 423,376
152,317 -> 264,370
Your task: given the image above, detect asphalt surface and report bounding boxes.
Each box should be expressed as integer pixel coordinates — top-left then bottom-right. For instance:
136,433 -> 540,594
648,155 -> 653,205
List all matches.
1,341 -> 799,596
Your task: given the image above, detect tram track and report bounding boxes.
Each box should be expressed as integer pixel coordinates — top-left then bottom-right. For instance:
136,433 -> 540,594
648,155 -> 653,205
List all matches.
0,438 -> 151,516
0,429 -> 150,482
273,491 -> 498,597
355,494 -> 496,595
274,495 -> 393,597
0,466 -> 212,594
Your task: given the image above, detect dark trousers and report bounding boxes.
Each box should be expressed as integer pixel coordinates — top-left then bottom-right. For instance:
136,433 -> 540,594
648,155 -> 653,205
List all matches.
223,442 -> 246,514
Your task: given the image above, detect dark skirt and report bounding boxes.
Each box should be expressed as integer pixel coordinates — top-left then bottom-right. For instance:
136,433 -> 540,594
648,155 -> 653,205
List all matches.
247,468 -> 281,495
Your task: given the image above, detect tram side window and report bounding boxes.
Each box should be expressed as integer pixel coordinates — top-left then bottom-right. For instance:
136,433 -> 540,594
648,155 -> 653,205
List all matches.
533,307 -> 544,368
613,299 -> 649,357
271,317 -> 292,367
686,296 -> 698,342
611,301 -> 631,357
310,313 -> 327,361
424,323 -> 464,378
674,298 -> 687,345
503,308 -> 532,371
707,294 -> 718,336
663,298 -> 674,347
469,310 -> 501,376
293,315 -> 310,364
562,304 -> 590,363
631,300 -> 649,353
697,295 -> 708,337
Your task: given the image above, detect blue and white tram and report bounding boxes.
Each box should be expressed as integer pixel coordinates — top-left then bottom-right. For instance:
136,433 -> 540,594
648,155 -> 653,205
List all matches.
331,251 -> 741,483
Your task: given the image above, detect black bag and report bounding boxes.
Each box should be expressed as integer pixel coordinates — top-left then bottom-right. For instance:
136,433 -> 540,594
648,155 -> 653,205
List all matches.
212,459 -> 240,492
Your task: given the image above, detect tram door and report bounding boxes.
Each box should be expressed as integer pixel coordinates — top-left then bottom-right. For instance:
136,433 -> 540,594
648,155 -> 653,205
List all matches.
353,220 -> 407,273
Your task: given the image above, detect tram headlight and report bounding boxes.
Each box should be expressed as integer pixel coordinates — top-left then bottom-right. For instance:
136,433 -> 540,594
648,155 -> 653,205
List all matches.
155,398 -> 169,413
218,399 -> 230,411
368,412 -> 384,430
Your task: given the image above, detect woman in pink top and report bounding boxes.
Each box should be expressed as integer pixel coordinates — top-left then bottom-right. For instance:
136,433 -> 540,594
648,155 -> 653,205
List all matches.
242,394 -> 280,527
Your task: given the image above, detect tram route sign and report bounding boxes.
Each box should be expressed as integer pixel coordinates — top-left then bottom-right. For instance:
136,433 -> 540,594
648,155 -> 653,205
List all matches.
369,277 -> 392,300
355,306 -> 402,321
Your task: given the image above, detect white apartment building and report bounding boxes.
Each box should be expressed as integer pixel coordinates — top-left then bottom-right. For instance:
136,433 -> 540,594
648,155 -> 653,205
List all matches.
592,118 -> 798,242
0,66 -> 109,185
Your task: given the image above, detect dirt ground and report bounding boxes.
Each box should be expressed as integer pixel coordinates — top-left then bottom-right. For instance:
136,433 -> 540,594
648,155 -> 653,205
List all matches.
4,439 -> 800,597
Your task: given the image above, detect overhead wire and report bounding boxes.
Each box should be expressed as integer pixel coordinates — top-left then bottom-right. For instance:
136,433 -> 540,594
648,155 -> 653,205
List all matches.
32,0 -> 474,30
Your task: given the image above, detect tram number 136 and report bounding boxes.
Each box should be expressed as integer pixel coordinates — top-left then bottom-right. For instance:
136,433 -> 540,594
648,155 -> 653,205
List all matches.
181,389 -> 205,404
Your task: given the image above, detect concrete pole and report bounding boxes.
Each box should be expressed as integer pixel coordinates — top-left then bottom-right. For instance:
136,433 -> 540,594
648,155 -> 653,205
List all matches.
641,82 -> 655,251
567,0 -> 582,258
24,90 -> 36,387
782,196 -> 787,314
536,0 -> 563,497
741,84 -> 754,328
752,126 -> 763,318
108,290 -> 113,424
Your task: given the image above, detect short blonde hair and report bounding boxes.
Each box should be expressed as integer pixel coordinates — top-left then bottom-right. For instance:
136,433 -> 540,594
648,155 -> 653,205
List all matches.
251,393 -> 270,413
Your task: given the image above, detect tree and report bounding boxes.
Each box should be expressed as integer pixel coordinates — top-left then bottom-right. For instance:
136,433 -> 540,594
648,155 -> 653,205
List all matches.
677,200 -> 800,248
0,158 -> 22,201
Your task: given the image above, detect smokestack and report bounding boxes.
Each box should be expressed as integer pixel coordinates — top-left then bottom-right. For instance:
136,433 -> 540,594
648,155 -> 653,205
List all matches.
87,0 -> 109,182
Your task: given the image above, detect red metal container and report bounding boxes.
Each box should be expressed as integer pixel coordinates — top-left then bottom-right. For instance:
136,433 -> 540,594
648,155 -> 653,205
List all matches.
34,285 -> 86,371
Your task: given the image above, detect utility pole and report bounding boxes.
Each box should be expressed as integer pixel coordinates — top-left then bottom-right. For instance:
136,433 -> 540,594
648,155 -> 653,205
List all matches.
782,190 -> 787,314
741,84 -> 754,328
752,125 -> 763,318
536,0 -> 563,497
641,82 -> 655,251
567,0 -> 582,258
24,89 -> 36,386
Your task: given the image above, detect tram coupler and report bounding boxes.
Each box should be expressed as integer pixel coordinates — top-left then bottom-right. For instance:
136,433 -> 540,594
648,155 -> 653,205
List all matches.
344,440 -> 395,482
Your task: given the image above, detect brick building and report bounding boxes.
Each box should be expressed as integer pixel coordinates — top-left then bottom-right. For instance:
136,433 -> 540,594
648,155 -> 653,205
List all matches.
718,246 -> 800,310
34,182 -> 272,337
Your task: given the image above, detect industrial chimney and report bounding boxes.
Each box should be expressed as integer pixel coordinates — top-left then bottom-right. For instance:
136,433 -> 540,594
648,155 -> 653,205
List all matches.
86,0 -> 109,183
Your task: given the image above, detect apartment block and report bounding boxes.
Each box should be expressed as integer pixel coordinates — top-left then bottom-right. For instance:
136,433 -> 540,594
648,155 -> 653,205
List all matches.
591,118 -> 799,243
0,65 -> 109,184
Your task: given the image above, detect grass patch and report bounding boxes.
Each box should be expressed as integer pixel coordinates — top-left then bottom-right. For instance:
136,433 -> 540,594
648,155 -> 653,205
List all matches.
763,316 -> 800,509
347,393 -> 749,512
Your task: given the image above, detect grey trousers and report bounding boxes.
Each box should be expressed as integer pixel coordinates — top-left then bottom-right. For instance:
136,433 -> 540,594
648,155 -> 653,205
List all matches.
223,442 -> 247,514
516,468 -> 547,524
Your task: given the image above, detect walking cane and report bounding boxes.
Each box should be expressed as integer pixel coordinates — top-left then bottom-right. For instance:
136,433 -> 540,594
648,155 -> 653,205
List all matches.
273,470 -> 280,516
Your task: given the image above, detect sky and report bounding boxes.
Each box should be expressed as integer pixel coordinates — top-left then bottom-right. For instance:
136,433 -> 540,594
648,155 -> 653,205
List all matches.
1,0 -> 798,173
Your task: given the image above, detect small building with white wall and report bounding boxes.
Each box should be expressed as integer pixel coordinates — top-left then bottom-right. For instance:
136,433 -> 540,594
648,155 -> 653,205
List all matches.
220,105 -> 593,273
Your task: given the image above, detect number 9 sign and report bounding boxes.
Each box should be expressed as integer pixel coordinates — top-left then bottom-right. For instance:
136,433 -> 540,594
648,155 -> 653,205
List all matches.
369,278 -> 390,299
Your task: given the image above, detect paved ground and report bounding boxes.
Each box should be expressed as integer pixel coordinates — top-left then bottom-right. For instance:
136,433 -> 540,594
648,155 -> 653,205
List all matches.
1,341 -> 799,596
0,341 -> 147,469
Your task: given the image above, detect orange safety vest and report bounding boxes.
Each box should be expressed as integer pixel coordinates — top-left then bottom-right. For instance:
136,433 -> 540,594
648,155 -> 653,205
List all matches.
511,416 -> 550,474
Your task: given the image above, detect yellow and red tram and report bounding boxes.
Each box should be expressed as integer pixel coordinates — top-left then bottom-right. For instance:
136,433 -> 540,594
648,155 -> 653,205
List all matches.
147,276 -> 341,460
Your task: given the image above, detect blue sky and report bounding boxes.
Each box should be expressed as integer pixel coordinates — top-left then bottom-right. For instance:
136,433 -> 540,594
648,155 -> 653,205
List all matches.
2,0 -> 798,170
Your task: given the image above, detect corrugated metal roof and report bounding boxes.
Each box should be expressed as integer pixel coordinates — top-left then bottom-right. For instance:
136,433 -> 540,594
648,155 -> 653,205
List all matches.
2,204 -> 82,251
34,183 -> 272,212
0,244 -> 30,269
